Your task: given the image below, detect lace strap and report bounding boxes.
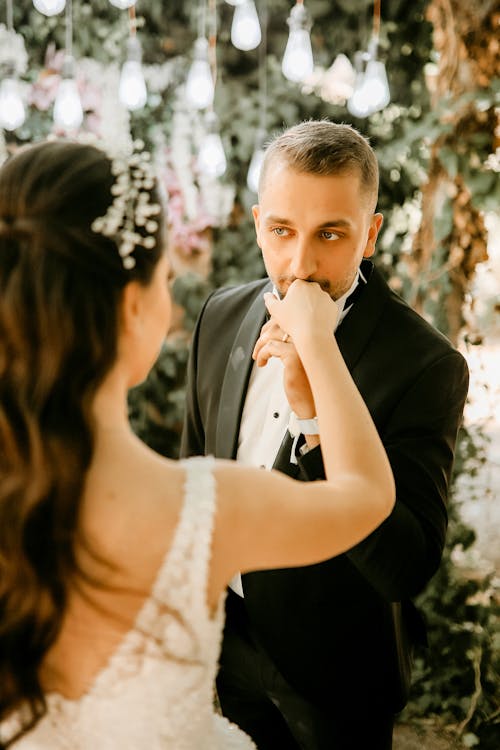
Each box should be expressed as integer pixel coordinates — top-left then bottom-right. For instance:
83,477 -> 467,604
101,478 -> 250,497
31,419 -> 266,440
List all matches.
136,456 -> 217,630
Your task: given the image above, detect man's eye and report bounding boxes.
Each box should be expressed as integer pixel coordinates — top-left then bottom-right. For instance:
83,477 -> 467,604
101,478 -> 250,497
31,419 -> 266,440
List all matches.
321,230 -> 341,240
272,227 -> 288,237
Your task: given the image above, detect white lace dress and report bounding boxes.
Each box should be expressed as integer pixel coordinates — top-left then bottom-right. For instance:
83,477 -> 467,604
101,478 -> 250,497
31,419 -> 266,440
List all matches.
2,457 -> 256,750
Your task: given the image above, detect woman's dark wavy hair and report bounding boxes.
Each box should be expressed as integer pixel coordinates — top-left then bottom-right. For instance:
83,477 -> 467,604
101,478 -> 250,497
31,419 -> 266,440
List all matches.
0,140 -> 164,743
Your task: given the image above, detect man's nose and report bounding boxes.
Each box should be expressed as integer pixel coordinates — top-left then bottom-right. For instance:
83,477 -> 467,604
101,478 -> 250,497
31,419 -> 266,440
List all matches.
290,239 -> 317,279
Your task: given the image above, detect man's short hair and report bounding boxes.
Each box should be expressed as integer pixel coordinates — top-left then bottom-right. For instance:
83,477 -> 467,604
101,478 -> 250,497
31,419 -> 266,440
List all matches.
259,120 -> 379,211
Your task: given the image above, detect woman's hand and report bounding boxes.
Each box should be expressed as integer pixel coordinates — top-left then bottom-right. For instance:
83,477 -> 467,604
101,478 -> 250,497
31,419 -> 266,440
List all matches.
263,280 -> 339,346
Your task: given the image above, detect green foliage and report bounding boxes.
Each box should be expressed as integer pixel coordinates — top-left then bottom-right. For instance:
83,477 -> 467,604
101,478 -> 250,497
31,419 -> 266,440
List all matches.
211,221 -> 265,288
172,272 -> 212,333
436,81 -> 500,213
128,338 -> 190,458
399,425 -> 500,748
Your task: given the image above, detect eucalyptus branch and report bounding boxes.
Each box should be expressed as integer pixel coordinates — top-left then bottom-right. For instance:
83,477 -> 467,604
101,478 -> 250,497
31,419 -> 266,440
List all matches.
457,646 -> 483,735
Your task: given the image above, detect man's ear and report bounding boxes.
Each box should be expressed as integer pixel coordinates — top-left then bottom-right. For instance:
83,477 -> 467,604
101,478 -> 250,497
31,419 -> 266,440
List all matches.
252,204 -> 262,249
363,212 -> 384,258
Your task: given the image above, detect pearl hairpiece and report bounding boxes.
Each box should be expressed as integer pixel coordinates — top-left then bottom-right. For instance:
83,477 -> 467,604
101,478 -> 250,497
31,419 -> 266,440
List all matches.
91,139 -> 162,270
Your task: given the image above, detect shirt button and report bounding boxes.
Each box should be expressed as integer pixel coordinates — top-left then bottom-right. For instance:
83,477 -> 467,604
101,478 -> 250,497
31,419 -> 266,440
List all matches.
273,412 -> 279,418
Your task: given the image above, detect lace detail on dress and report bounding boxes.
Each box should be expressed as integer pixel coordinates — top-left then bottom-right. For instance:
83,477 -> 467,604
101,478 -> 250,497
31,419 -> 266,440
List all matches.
2,456 -> 256,750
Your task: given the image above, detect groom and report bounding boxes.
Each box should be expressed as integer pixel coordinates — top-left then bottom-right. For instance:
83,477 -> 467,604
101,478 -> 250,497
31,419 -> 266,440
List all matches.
180,121 -> 469,749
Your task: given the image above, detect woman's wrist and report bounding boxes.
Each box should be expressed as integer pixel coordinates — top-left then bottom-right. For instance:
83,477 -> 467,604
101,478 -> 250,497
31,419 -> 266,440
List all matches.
294,330 -> 337,360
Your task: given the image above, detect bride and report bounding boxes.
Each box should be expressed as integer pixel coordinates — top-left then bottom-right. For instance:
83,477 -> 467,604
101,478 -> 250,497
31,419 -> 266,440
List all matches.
0,140 -> 394,749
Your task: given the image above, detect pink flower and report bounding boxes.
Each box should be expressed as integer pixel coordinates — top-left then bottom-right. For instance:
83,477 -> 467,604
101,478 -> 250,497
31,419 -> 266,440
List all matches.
29,72 -> 60,110
158,153 -> 218,256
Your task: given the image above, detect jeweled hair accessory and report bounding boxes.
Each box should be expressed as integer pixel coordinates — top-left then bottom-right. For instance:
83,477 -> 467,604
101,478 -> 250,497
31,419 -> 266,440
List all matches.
91,138 -> 162,270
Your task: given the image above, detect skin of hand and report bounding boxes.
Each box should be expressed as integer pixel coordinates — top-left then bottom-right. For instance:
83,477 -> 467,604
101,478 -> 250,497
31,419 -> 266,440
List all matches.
253,281 -> 339,436
252,317 -> 316,418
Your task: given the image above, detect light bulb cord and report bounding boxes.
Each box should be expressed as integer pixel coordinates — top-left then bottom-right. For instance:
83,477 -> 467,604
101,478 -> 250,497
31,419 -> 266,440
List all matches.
198,0 -> 207,39
128,3 -> 137,37
6,0 -> 13,31
373,0 -> 381,40
207,0 -> 217,108
258,0 -> 267,133
65,0 -> 73,58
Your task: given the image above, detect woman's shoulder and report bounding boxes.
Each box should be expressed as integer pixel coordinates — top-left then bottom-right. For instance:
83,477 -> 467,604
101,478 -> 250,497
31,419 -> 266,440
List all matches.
79,439 -> 189,583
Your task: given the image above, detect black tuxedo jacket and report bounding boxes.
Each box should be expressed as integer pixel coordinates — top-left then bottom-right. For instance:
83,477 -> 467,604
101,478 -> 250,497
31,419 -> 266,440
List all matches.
180,260 -> 469,715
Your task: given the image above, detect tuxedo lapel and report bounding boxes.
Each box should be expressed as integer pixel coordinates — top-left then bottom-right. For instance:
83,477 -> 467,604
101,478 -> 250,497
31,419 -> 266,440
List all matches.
215,282 -> 272,458
335,261 -> 387,371
214,264 -> 389,459
271,431 -> 302,478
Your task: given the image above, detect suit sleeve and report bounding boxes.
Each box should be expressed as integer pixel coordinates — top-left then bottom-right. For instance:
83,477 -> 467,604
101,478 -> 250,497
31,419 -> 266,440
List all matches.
299,350 -> 469,601
179,292 -> 216,459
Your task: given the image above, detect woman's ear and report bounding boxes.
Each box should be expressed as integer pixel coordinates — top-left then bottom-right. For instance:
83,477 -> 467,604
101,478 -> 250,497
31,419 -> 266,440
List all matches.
119,280 -> 144,338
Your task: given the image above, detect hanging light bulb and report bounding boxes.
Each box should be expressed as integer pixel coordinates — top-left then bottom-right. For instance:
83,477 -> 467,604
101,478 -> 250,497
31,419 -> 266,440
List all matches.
198,133 -> 227,178
0,75 -> 25,131
1,4 -> 25,131
347,51 -> 370,118
54,78 -> 83,129
348,2 -> 390,118
361,58 -> 390,114
282,2 -> 314,83
197,112 -> 227,178
247,145 -> 265,193
54,56 -> 83,130
33,0 -> 66,15
347,77 -> 371,118
347,41 -> 390,118
247,129 -> 266,193
119,35 -> 147,110
231,0 -> 261,51
108,0 -> 136,8
185,37 -> 214,110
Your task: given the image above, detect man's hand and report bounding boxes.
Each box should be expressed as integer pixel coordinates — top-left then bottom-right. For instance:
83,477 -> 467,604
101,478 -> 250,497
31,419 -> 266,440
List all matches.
252,317 -> 316,419
253,280 -> 338,421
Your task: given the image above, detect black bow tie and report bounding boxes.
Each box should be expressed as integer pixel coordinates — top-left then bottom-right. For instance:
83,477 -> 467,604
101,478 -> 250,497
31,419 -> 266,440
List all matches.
272,430 -> 305,474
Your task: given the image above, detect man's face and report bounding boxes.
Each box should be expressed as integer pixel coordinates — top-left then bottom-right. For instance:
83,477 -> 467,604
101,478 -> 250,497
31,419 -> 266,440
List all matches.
252,162 -> 383,300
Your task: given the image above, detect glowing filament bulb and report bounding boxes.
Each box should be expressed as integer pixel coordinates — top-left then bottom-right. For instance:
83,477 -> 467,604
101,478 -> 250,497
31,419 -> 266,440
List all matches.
347,46 -> 390,119
247,145 -> 265,193
198,133 -> 227,178
231,0 -> 261,51
361,59 -> 390,113
185,38 -> 214,110
0,77 -> 25,131
108,0 -> 136,8
119,37 -> 147,111
282,3 -> 314,83
33,0 -> 66,15
198,113 -> 227,178
119,62 -> 147,110
54,77 -> 83,130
